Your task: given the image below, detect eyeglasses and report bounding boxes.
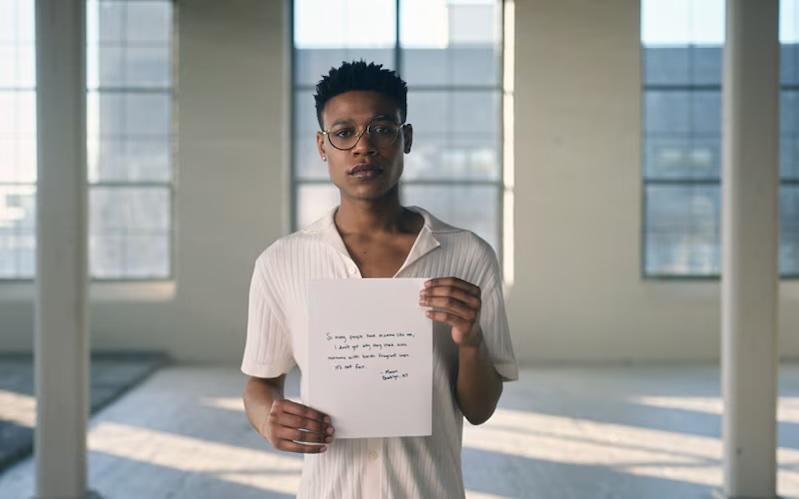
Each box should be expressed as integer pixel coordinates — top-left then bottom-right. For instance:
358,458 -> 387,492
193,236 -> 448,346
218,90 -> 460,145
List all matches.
321,118 -> 406,151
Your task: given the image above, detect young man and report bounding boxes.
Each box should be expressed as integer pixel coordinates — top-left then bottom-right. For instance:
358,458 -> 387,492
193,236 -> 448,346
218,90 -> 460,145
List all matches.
241,61 -> 517,498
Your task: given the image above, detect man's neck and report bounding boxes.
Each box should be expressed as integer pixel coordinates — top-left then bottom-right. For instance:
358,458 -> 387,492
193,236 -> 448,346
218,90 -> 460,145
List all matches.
334,195 -> 414,236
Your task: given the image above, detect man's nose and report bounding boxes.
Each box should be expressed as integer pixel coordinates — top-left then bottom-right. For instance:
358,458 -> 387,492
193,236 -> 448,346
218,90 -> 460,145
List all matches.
351,129 -> 377,155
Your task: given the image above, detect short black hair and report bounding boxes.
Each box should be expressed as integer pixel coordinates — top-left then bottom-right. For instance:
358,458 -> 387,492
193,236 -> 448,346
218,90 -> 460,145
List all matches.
313,60 -> 407,129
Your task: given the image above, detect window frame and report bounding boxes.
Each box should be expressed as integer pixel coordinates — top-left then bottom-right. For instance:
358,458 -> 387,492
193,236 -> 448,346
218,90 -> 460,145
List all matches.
0,0 -> 179,282
640,10 -> 799,280
289,0 -> 506,266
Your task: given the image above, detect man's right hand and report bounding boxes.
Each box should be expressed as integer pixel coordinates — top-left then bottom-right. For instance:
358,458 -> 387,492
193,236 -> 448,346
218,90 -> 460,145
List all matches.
261,398 -> 335,453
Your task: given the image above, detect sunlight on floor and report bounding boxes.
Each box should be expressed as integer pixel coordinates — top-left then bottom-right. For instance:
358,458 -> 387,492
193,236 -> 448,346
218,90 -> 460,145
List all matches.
634,395 -> 799,423
88,421 -> 303,495
0,389 -> 35,427
5,368 -> 799,498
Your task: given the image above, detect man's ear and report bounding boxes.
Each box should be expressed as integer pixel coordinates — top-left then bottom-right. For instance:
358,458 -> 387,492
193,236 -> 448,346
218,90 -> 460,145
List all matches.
316,131 -> 327,161
402,124 -> 413,154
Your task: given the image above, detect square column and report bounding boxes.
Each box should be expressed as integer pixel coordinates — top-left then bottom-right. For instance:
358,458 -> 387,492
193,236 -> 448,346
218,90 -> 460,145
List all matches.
721,1 -> 780,497
34,1 -> 90,497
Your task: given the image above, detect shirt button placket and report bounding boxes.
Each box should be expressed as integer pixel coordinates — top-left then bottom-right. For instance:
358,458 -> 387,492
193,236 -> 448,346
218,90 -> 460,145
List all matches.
362,438 -> 381,498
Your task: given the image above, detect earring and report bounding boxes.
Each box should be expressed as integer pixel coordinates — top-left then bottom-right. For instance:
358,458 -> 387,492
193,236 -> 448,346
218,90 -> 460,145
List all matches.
322,155 -> 327,162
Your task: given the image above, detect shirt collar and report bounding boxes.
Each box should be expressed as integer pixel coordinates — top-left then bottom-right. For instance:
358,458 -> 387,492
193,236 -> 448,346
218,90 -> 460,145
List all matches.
304,205 -> 455,275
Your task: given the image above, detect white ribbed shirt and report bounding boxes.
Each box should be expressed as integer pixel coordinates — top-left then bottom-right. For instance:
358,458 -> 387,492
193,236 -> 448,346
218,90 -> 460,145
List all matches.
241,205 -> 518,499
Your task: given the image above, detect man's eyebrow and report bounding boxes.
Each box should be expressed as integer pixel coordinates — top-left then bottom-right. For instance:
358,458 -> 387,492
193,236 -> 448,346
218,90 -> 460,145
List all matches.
330,118 -> 354,128
328,114 -> 396,128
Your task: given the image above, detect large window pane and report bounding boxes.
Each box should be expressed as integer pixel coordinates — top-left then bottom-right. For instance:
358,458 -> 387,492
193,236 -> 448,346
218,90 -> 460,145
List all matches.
293,0 -> 503,256
643,46 -> 722,86
782,186 -> 799,274
401,184 -> 500,252
295,48 -> 396,88
0,137 -> 36,183
89,186 -> 170,278
400,0 -> 501,87
404,135 -> 500,181
645,185 -> 720,276
293,0 -> 396,87
90,187 -> 169,233
90,233 -> 169,278
644,91 -> 720,136
1,0 -> 174,280
644,136 -> 720,180
642,0 -> 798,277
404,90 -> 500,181
0,185 -> 35,278
86,0 -> 174,279
0,0 -> 36,279
88,137 -> 170,182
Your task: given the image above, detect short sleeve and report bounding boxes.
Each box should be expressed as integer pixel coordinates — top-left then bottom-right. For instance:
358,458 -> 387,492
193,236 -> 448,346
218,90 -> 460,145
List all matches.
240,254 -> 297,378
477,245 -> 519,382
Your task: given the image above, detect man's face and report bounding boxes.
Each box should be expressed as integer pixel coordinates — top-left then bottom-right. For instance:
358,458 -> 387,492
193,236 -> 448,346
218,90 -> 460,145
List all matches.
316,90 -> 413,202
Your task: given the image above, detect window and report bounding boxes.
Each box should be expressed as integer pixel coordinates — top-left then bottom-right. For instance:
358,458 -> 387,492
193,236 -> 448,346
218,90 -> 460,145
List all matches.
0,0 -> 36,278
642,0 -> 799,277
0,0 -> 175,280
87,0 -> 174,279
292,0 -> 504,253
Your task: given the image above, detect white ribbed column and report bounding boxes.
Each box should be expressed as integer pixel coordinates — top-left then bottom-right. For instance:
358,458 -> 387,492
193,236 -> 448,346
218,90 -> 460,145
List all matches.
720,1 -> 780,498
34,1 -> 89,498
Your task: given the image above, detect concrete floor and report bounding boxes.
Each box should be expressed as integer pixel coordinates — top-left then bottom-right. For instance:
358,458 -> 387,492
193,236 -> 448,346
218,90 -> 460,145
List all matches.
0,352 -> 167,473
2,365 -> 799,498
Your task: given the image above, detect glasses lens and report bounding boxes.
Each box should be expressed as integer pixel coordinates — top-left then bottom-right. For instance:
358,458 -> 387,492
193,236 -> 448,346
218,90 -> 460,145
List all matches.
329,126 -> 358,150
368,122 -> 400,147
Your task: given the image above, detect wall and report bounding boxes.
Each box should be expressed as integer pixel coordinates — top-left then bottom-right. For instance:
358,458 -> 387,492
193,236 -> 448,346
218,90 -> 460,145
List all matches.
2,0 -> 797,364
508,0 -> 799,363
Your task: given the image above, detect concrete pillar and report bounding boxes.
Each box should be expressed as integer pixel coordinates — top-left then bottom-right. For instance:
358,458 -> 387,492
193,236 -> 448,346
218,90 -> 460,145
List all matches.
721,1 -> 780,498
34,1 -> 90,498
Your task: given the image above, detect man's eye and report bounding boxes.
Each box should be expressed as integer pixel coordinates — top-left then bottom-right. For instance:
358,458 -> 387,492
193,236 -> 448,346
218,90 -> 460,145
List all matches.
334,129 -> 355,138
373,126 -> 393,135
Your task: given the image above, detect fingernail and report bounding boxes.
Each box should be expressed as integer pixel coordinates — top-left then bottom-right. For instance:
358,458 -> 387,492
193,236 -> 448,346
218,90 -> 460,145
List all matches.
324,416 -> 331,424
326,426 -> 334,434
325,436 -> 333,443
321,445 -> 327,452
424,281 -> 432,287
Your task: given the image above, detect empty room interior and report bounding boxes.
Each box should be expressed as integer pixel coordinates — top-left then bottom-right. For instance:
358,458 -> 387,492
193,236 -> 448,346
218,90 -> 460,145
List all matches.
2,0 -> 799,498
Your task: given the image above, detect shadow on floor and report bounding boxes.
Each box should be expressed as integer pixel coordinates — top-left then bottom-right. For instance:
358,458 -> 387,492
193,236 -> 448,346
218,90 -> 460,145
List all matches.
0,351 -> 169,473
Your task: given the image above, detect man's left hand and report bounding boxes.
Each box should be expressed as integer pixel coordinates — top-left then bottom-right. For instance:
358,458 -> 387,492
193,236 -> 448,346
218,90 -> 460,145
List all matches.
419,277 -> 482,348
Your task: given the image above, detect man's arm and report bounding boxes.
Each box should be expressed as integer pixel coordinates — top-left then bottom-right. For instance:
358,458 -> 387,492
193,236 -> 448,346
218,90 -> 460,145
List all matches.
456,330 -> 503,425
420,277 -> 504,425
243,375 -> 334,453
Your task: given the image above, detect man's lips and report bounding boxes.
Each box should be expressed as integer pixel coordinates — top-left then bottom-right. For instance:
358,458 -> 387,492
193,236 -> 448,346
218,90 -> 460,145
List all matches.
349,163 -> 384,175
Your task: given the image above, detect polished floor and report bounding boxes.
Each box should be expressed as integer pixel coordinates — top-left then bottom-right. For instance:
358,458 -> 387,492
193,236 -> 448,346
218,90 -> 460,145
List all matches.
2,364 -> 799,498
0,352 -> 167,473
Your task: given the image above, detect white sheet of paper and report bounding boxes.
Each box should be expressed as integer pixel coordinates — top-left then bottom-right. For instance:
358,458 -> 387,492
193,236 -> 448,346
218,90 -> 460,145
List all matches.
306,278 -> 432,439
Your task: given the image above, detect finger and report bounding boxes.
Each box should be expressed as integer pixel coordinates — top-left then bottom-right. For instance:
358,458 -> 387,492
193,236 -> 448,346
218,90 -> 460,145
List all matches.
425,310 -> 471,331
424,277 -> 480,297
275,439 -> 328,454
420,296 -> 477,321
275,399 -> 330,424
420,287 -> 480,308
274,425 -> 334,444
273,411 -> 328,434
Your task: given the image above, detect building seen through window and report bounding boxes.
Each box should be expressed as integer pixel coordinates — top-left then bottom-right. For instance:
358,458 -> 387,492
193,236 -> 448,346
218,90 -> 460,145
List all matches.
0,0 -> 174,280
293,0 -> 504,254
642,0 -> 799,277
